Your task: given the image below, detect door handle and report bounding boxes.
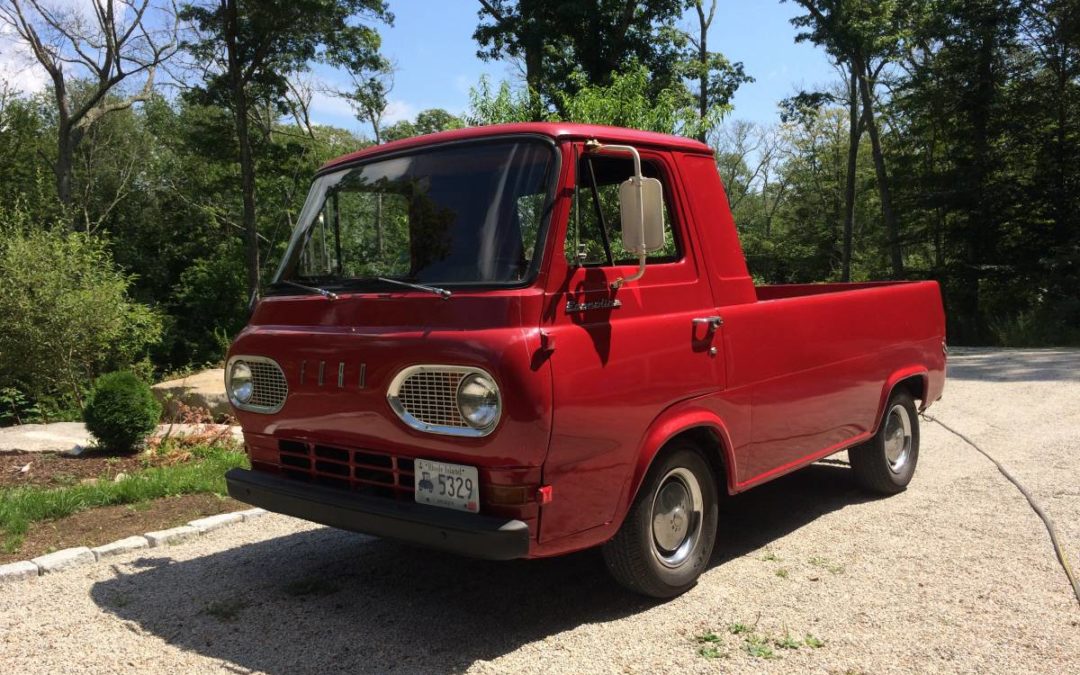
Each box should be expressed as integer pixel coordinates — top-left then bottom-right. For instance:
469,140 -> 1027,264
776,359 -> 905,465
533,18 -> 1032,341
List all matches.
692,316 -> 723,330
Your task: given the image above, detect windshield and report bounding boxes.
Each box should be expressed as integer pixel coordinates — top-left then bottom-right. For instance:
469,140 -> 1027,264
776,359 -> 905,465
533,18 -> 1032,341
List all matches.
273,138 -> 556,292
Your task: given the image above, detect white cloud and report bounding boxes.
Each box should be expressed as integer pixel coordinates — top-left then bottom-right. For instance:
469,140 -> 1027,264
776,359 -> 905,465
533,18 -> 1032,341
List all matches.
0,26 -> 48,93
382,99 -> 417,125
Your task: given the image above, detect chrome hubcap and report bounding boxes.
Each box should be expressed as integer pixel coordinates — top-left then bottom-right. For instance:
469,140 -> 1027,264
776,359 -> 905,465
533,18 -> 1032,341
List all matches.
884,404 -> 913,473
651,467 -> 703,568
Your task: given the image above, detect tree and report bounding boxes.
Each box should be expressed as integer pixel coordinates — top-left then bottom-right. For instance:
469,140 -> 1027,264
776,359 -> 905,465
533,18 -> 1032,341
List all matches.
382,108 -> 465,142
180,0 -> 392,301
473,1 -> 685,115
788,0 -> 908,276
683,0 -> 752,140
0,0 -> 178,212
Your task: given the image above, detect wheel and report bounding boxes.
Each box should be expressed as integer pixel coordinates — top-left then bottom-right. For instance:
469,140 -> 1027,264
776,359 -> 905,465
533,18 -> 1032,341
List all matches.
602,442 -> 719,598
849,390 -> 920,494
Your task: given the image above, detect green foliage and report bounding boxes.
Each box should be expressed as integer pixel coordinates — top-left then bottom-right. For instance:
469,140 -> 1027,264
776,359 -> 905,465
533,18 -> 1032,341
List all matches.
83,371 -> 163,452
469,65 -> 717,138
0,444 -> 247,552
0,209 -> 162,409
382,108 -> 466,142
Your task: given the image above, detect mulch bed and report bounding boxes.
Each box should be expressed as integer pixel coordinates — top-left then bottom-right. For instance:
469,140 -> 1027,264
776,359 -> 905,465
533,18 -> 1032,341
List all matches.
0,493 -> 246,564
1,449 -> 164,489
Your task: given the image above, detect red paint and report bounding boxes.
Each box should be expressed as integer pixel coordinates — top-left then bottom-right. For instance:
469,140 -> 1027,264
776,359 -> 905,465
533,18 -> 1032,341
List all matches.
229,123 -> 946,559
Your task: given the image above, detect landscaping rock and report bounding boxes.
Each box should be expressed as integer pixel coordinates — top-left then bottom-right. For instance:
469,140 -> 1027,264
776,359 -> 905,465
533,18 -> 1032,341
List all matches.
189,512 -> 244,533
144,526 -> 200,547
0,560 -> 39,584
31,547 -> 95,574
0,422 -> 91,454
91,536 -> 149,560
152,368 -> 230,420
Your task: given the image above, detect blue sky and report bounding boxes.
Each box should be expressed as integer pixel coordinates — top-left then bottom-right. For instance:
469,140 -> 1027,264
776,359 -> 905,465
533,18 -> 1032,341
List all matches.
310,0 -> 840,134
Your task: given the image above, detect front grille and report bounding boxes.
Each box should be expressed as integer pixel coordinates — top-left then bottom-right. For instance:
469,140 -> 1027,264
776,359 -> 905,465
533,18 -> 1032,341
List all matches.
278,439 -> 414,499
396,370 -> 469,429
246,359 -> 288,411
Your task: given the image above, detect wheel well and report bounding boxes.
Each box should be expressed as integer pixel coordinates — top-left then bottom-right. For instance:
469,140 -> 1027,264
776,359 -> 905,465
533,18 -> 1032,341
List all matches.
660,426 -> 729,495
893,374 -> 927,405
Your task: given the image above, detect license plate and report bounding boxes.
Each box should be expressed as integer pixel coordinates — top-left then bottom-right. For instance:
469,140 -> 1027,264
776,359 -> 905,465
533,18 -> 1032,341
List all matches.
414,459 -> 479,513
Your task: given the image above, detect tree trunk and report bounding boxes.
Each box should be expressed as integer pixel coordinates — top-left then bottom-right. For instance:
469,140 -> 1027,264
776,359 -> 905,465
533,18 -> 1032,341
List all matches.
695,2 -> 710,142
224,0 -> 260,302
55,129 -> 74,210
842,65 -> 860,281
855,53 -> 903,277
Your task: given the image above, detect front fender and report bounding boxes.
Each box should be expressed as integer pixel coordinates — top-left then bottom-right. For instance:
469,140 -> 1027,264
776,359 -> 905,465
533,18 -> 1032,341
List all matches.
614,400 -> 738,531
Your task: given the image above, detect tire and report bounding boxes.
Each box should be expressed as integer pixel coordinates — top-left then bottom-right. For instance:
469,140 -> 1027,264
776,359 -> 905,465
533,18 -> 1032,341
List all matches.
849,390 -> 920,494
602,442 -> 719,598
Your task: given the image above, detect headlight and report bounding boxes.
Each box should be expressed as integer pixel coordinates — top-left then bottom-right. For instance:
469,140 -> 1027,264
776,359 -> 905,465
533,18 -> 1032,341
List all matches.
229,361 -> 254,404
456,372 -> 501,429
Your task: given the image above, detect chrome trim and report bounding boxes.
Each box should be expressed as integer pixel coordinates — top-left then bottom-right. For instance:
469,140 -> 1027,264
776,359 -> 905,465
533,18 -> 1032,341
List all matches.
387,365 -> 501,438
226,355 -> 288,414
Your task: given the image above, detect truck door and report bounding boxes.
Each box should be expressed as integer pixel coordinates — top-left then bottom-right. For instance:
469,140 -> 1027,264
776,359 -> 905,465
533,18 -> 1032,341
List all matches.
538,145 -> 723,543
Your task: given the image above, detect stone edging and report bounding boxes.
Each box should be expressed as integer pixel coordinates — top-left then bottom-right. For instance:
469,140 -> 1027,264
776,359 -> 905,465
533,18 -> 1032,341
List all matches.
0,508 -> 268,584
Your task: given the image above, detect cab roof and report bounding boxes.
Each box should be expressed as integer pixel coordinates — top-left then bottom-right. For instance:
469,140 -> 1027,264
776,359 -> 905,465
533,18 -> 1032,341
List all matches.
319,122 -> 714,172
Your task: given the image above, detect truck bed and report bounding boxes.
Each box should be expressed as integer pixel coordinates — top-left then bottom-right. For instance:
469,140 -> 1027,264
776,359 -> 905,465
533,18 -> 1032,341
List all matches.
755,281 -> 920,301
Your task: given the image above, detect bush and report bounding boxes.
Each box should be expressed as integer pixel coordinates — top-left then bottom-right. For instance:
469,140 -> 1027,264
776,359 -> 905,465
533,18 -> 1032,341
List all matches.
0,207 -> 162,408
83,371 -> 162,452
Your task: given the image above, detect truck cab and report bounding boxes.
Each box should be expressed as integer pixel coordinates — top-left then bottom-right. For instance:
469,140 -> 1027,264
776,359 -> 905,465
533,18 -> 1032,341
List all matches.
225,123 -> 946,598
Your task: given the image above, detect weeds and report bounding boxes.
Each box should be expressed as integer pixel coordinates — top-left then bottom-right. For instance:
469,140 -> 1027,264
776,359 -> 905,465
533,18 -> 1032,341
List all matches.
203,598 -> 249,622
809,556 -> 845,575
759,550 -> 780,562
728,622 -> 751,635
804,634 -> 825,648
743,634 -> 777,659
775,567 -> 789,578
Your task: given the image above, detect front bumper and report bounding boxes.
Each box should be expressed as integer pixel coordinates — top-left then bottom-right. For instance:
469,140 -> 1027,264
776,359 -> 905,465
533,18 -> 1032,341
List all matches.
225,468 -> 531,560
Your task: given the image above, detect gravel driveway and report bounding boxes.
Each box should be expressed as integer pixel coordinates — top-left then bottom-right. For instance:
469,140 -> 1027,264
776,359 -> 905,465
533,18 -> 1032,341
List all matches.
1,348 -> 1077,674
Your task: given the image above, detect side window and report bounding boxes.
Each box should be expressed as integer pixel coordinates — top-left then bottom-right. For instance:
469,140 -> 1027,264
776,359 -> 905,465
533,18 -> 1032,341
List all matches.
565,154 -> 680,267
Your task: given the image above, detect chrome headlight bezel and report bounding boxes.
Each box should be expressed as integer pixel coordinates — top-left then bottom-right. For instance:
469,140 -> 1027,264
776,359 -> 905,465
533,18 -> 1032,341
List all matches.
387,365 -> 502,437
225,355 -> 287,414
228,361 -> 254,404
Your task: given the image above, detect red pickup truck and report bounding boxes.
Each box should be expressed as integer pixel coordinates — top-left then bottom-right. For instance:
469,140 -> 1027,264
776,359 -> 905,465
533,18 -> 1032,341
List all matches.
224,123 -> 946,598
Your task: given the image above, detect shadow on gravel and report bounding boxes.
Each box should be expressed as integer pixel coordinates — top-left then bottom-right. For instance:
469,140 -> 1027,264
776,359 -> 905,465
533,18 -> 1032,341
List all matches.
947,348 -> 1080,382
89,463 -> 872,674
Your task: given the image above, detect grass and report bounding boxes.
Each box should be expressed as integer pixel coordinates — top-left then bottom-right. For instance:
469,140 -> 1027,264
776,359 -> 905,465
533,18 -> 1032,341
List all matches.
697,621 -> 825,661
759,550 -> 780,562
809,556 -> 846,575
775,567 -> 789,579
203,598 -> 249,622
0,444 -> 247,552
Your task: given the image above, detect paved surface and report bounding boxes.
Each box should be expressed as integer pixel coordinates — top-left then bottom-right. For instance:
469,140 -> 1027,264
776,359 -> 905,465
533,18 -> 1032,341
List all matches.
0,348 -> 1077,673
0,423 -> 243,454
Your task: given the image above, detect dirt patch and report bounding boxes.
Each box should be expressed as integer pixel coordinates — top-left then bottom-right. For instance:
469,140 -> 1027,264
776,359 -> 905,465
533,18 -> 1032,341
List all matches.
0,450 -> 150,489
0,493 -> 246,564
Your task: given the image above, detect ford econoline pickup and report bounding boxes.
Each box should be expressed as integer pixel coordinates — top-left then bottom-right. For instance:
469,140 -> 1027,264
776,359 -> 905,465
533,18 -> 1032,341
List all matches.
224,123 -> 946,597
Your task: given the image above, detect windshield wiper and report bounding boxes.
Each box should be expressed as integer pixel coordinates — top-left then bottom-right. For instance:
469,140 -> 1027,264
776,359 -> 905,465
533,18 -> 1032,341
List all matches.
376,277 -> 452,299
276,279 -> 339,300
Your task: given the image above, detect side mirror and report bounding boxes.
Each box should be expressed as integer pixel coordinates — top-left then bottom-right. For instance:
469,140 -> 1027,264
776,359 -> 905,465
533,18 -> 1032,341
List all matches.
618,176 -> 665,255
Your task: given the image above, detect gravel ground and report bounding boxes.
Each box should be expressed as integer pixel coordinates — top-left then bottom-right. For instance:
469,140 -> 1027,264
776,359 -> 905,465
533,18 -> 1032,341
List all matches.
1,348 -> 1077,674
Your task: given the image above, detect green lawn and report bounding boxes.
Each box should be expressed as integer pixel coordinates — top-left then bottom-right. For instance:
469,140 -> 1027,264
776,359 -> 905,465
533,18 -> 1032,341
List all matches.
0,445 -> 248,553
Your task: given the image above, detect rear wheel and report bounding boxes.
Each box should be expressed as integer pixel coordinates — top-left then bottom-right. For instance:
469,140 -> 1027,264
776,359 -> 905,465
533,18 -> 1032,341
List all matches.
602,443 -> 718,598
850,390 -> 920,494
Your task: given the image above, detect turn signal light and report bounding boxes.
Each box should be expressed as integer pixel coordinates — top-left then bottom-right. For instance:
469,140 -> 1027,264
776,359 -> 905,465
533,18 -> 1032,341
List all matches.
485,484 -> 533,506
537,485 -> 553,505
